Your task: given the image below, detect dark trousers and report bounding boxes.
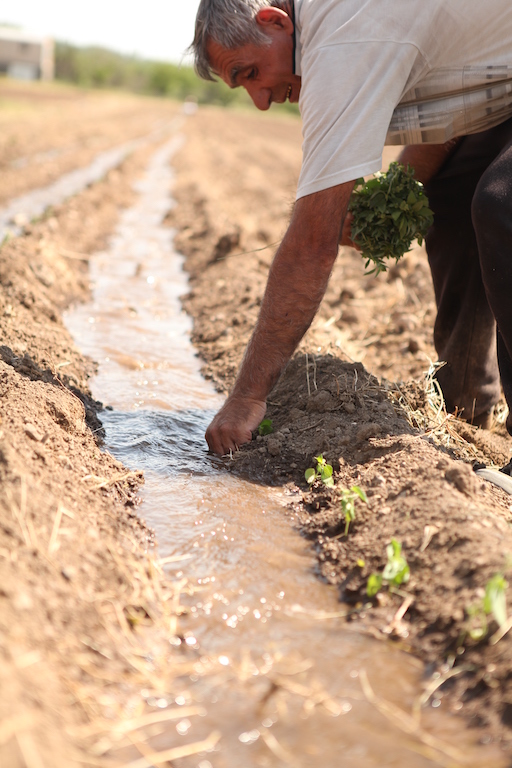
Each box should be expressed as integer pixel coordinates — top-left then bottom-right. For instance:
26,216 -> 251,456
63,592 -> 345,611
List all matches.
424,118 -> 512,434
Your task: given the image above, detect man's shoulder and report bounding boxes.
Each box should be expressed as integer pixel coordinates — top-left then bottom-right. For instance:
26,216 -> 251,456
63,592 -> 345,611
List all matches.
296,0 -> 443,71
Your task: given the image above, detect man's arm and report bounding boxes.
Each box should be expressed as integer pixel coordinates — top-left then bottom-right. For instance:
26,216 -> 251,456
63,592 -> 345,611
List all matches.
397,139 -> 462,184
206,180 -> 355,455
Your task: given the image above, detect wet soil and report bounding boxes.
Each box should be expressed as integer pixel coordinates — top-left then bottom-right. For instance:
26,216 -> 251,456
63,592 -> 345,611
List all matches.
3,78 -> 512,764
170,106 -> 512,750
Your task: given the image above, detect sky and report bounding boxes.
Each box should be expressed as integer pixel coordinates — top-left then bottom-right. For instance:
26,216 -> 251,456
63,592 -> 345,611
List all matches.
1,1 -> 199,64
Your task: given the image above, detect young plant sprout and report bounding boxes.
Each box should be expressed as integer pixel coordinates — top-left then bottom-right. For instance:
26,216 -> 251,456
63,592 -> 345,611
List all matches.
305,454 -> 334,487
467,573 -> 508,641
349,162 -> 434,275
485,573 -> 508,627
340,486 -> 367,536
258,418 -> 274,436
367,539 -> 410,597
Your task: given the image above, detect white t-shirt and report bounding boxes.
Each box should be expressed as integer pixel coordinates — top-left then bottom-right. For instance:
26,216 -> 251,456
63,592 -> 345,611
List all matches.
295,0 -> 512,199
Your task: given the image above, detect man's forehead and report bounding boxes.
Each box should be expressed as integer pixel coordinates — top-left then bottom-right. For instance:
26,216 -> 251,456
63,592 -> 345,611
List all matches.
207,40 -> 254,85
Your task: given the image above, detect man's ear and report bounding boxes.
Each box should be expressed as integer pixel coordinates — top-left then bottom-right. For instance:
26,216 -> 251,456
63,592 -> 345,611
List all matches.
255,7 -> 294,34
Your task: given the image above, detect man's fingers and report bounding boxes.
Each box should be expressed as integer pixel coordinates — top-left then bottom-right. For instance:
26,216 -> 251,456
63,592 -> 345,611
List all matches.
206,422 -> 252,455
205,396 -> 267,456
339,211 -> 359,250
205,414 -> 250,454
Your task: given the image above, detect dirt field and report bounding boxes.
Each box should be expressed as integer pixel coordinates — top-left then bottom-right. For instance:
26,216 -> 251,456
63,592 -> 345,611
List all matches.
2,78 -> 512,764
170,107 -> 512,746
0,81 -> 191,767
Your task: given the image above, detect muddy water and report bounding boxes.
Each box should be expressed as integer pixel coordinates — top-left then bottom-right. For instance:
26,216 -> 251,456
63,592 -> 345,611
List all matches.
65,129 -> 506,768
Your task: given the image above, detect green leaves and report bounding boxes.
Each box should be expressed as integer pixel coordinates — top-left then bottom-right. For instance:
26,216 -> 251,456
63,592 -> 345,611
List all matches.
367,539 -> 410,597
348,162 -> 434,275
258,418 -> 274,436
340,486 -> 367,536
367,573 -> 383,598
484,573 -> 508,628
305,454 -> 334,487
305,467 -> 317,484
466,573 -> 508,642
382,539 -> 410,586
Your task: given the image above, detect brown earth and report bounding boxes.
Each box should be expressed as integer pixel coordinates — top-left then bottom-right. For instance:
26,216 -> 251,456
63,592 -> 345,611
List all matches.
170,106 -> 512,749
0,81 -> 199,768
3,77 -> 512,765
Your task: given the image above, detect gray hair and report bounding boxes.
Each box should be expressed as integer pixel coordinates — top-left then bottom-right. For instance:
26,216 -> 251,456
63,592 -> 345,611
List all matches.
191,0 -> 286,81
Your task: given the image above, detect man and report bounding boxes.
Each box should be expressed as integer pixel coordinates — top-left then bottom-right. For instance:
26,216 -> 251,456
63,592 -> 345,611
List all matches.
191,0 -> 512,456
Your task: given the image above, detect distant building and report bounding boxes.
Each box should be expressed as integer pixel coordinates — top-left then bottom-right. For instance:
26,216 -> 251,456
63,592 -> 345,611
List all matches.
0,26 -> 54,80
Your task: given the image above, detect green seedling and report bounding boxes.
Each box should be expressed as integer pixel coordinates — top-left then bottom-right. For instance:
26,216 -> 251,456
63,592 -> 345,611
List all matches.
467,573 -> 508,641
484,573 -> 508,627
349,162 -> 434,275
0,232 -> 12,250
340,486 -> 367,536
367,572 -> 384,598
305,454 -> 334,488
258,418 -> 274,436
367,539 -> 410,597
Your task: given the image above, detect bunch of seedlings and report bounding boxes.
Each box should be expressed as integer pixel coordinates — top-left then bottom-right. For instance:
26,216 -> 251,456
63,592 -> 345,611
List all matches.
349,162 -> 434,274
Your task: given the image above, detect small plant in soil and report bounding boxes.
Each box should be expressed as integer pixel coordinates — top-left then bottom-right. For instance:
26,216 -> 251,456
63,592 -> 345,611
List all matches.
258,418 -> 274,436
466,573 -> 508,641
0,232 -> 12,249
367,539 -> 410,597
349,162 -> 434,275
305,454 -> 334,487
339,486 -> 367,536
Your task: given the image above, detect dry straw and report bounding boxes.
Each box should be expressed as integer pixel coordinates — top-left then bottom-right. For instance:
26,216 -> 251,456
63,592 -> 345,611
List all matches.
389,360 -> 483,458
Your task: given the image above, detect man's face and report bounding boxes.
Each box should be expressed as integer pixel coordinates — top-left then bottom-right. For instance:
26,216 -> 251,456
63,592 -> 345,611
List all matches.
207,8 -> 301,111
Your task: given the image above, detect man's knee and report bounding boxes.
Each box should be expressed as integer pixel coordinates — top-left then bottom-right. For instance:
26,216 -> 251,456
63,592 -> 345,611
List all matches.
472,158 -> 512,233
472,170 -> 512,283
472,175 -> 505,231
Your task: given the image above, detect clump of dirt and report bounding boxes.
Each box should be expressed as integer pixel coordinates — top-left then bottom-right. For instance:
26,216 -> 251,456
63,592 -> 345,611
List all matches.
231,355 -> 415,483
172,106 -> 512,747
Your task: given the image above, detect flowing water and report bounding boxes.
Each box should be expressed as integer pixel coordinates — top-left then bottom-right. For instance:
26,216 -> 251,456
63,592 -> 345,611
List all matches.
64,125 -> 506,768
0,117 -> 180,242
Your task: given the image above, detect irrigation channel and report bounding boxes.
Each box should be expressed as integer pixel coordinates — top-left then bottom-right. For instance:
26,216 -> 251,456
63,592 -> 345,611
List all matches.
61,126 -> 504,768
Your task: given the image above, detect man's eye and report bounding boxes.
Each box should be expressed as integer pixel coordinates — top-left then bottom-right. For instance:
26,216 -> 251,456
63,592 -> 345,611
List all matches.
246,69 -> 256,80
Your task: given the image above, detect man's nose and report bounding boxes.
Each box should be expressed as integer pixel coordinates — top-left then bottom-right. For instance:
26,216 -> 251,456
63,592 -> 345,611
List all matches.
245,83 -> 270,111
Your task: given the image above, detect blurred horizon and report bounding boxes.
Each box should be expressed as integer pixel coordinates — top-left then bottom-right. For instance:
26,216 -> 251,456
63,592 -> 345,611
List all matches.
0,7 -> 299,116
0,0 -> 197,65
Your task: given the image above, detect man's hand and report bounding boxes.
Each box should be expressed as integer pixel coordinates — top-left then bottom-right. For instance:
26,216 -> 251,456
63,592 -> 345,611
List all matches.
398,139 -> 461,185
339,211 -> 359,250
206,395 -> 266,455
205,181 -> 356,455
